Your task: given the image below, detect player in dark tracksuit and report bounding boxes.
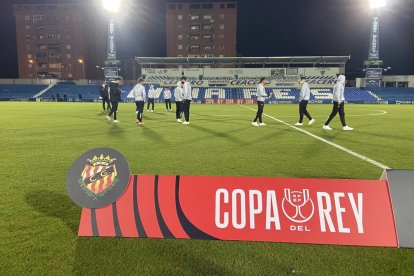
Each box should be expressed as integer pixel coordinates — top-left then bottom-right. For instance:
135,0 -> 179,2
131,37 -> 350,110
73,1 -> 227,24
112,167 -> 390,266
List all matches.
99,83 -> 111,111
252,77 -> 272,126
106,78 -> 122,123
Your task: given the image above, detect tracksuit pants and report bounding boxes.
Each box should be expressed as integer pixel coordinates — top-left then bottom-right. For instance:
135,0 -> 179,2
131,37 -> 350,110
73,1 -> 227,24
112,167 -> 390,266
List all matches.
299,100 -> 312,123
165,99 -> 172,110
253,101 -> 265,123
325,101 -> 346,127
183,100 -> 191,122
102,97 -> 111,111
147,98 -> 155,110
135,101 -> 144,122
176,101 -> 183,119
108,101 -> 118,120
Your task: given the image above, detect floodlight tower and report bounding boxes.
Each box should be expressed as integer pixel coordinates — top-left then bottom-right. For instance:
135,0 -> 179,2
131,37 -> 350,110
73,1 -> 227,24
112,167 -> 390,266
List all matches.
102,0 -> 121,81
364,0 -> 386,87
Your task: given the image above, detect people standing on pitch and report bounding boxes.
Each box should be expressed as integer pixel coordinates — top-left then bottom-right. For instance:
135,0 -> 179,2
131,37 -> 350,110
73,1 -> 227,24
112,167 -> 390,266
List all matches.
174,81 -> 184,122
129,78 -> 146,125
295,77 -> 315,126
163,87 -> 172,111
100,82 -> 111,112
147,85 -> 156,112
106,78 -> 122,123
323,75 -> 353,131
181,76 -> 192,125
252,77 -> 272,126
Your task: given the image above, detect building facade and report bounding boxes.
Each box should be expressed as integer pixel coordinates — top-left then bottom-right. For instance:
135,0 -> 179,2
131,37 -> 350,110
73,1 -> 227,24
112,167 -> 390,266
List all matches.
166,0 -> 237,58
13,0 -> 106,80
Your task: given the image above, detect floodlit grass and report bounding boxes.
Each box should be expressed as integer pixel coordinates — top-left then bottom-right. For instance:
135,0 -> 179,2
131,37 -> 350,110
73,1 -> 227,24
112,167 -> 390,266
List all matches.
1,102 -> 413,275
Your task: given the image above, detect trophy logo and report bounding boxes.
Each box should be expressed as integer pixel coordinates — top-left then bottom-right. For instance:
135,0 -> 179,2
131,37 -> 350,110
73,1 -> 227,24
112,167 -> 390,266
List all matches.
282,188 -> 315,223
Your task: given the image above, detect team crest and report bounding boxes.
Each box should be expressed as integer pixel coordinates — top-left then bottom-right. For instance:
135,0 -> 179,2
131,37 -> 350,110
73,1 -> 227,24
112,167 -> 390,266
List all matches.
79,154 -> 119,200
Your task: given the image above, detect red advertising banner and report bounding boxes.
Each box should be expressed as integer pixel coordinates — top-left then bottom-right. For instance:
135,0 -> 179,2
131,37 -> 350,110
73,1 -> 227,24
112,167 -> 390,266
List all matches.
78,175 -> 397,247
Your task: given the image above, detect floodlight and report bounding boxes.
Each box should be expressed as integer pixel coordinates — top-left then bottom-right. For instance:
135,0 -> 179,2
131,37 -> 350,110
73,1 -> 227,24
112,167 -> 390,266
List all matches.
370,0 -> 387,9
78,59 -> 84,64
102,0 -> 121,13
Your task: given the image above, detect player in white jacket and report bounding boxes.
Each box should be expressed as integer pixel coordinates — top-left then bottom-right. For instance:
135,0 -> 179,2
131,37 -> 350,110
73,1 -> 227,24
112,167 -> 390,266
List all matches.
252,77 -> 272,126
174,81 -> 184,122
163,87 -> 172,111
147,85 -> 156,112
181,76 -> 192,125
323,75 -> 353,131
295,77 -> 315,126
128,79 -> 146,125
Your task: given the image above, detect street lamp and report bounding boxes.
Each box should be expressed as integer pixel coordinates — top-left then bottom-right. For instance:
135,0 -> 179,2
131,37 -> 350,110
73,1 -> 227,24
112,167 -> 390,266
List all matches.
29,59 -> 38,83
78,59 -> 85,79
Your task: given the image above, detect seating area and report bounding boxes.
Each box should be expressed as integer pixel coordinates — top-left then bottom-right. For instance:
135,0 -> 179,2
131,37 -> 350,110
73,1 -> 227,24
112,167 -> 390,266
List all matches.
0,84 -> 47,100
3,83 -> 414,104
365,88 -> 414,102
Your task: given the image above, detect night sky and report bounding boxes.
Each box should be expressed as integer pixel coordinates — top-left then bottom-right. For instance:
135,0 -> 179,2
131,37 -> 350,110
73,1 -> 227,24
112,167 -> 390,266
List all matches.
1,0 -> 413,78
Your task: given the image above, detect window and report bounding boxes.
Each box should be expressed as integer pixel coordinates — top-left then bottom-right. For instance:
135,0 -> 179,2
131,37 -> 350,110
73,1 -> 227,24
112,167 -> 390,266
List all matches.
191,15 -> 199,20
68,73 -> 73,78
202,45 -> 213,50
27,54 -> 32,59
28,64 -> 33,68
67,54 -> 72,59
220,14 -> 225,19
26,35 -> 31,41
219,45 -> 225,50
203,15 -> 212,20
177,34 -> 183,40
66,44 -> 71,49
47,34 -> 60,40
25,15 -> 30,21
177,15 -> 182,20
189,4 -> 201,9
49,63 -> 61,69
39,35 -> 44,40
177,4 -> 182,9
201,4 -> 213,9
203,35 -> 212,40
219,34 -> 225,39
220,3 -> 225,8
33,15 -> 45,22
25,25 -> 30,29
191,25 -> 200,30
203,24 -> 212,30
36,53 -> 47,59
219,24 -> 225,30
219,54 -> 224,57
178,25 -> 183,31
191,35 -> 200,40
178,45 -> 183,50
190,45 -> 200,50
168,4 -> 175,9
227,3 -> 236,8
178,54 -> 183,58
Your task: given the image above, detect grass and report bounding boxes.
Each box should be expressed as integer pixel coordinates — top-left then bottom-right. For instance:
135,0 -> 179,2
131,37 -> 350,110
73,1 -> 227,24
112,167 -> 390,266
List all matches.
1,102 -> 414,275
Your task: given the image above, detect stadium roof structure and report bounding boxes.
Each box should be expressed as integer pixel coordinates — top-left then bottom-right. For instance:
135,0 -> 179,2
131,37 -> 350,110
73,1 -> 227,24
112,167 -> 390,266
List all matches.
135,56 -> 351,67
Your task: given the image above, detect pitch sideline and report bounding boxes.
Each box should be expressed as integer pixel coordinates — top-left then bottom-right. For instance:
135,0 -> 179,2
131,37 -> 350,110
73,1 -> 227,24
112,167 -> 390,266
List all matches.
241,105 -> 391,170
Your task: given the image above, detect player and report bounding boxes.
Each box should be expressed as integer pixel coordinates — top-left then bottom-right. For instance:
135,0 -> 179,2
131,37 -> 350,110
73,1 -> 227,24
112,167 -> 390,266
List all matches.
106,78 -> 122,123
147,85 -> 156,112
163,87 -> 172,111
174,81 -> 184,122
129,79 -> 146,125
99,82 -> 110,112
252,77 -> 272,126
323,75 -> 353,131
295,77 -> 315,126
181,76 -> 192,125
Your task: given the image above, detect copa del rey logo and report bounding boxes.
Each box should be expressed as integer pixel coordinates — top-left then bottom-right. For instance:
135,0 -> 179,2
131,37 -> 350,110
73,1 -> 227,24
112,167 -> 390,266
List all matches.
214,188 -> 364,234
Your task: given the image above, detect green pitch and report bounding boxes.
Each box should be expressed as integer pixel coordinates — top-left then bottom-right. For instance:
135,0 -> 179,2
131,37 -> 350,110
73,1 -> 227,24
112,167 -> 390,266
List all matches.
1,102 -> 413,275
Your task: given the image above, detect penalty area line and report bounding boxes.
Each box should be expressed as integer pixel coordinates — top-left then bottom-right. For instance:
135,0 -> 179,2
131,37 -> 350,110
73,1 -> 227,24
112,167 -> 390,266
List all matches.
241,105 -> 391,170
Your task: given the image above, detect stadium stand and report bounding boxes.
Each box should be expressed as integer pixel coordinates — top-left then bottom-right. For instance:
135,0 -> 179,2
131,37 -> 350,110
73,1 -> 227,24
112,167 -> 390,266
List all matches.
0,84 -> 47,100
365,88 -> 414,103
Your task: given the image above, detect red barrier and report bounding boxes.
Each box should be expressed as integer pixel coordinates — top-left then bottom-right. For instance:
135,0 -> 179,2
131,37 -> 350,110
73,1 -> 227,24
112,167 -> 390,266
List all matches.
78,175 -> 397,247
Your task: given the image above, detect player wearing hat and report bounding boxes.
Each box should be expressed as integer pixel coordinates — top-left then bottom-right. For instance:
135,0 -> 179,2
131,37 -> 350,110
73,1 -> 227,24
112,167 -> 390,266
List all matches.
323,75 -> 353,131
295,77 -> 315,126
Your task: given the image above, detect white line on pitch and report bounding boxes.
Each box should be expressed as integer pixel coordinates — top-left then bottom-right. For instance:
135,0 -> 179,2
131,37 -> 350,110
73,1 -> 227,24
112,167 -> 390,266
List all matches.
241,105 -> 391,170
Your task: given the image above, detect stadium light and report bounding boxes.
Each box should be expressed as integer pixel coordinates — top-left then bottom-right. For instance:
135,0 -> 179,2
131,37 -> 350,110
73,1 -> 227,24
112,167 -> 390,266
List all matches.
102,0 -> 121,13
369,0 -> 386,9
